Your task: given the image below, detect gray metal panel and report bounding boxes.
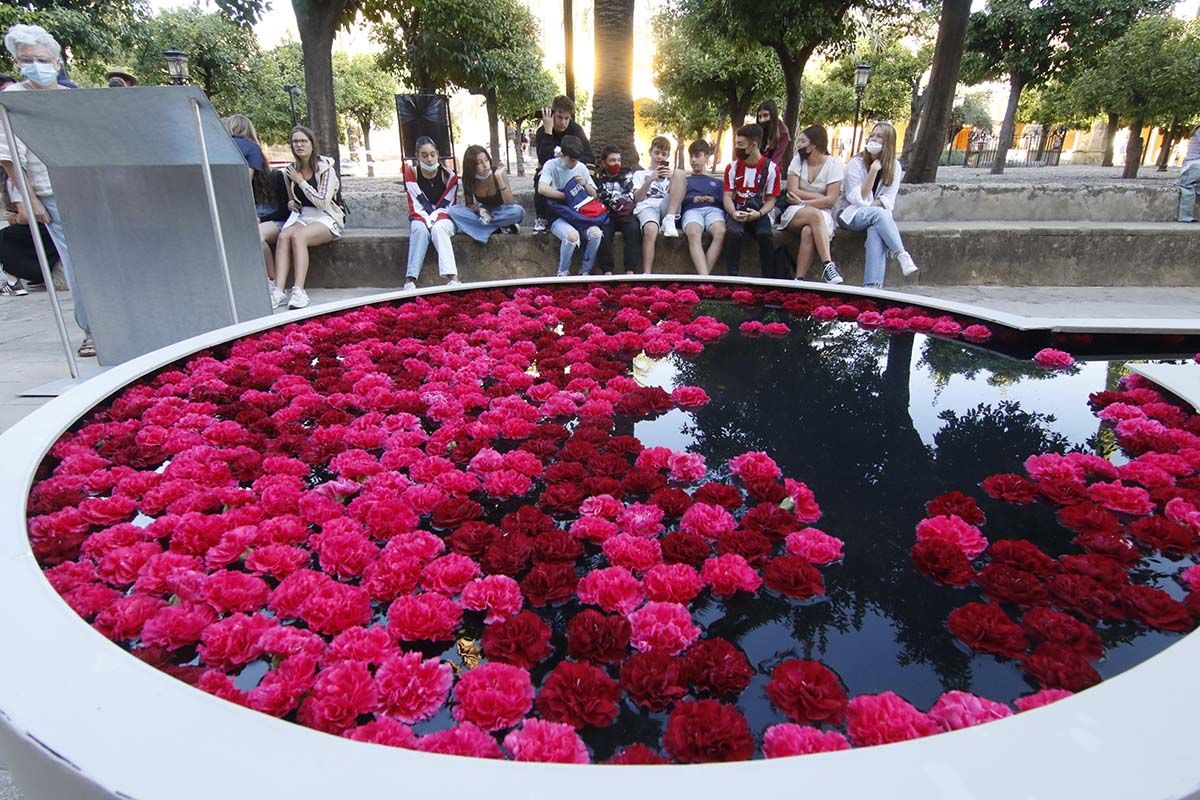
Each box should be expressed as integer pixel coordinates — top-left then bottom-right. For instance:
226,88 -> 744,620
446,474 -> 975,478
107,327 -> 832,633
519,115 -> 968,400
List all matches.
0,87 -> 271,365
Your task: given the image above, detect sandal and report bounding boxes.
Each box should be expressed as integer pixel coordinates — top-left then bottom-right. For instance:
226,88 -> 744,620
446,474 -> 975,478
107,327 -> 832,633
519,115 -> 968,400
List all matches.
77,336 -> 96,358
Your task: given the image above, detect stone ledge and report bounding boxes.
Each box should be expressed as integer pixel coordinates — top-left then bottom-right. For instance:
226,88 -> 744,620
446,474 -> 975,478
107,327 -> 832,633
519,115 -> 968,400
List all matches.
306,222 -> 1200,289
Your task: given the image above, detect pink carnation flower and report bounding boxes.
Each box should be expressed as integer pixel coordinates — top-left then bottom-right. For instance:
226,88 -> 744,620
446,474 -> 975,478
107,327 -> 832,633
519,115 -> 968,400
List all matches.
503,719 -> 590,763
763,322 -> 790,337
576,566 -> 645,615
417,723 -> 503,759
680,502 -> 736,541
421,553 -> 481,595
617,502 -> 666,538
811,305 -> 838,321
643,563 -> 705,604
930,317 -> 962,336
668,452 -> 708,483
962,324 -> 993,343
762,724 -> 851,758
1097,403 -> 1147,423
1180,564 -> 1200,592
1014,689 -> 1073,712
602,534 -> 664,573
857,311 -> 885,329
570,515 -> 619,544
729,451 -> 783,483
914,515 -> 989,559
1086,481 -> 1155,515
460,575 -> 523,623
580,494 -> 623,519
847,692 -> 945,747
387,593 -> 463,642
376,651 -> 453,723
1033,348 -> 1076,370
701,553 -> 763,597
927,690 -> 1012,730
783,479 -> 823,523
784,528 -> 845,565
451,662 -> 534,731
740,320 -> 766,337
671,386 -> 710,410
628,601 -> 701,655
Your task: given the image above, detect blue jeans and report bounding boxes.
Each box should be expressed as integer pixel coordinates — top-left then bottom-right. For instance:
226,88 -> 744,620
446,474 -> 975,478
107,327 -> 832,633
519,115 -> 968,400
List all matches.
447,203 -> 525,243
1178,160 -> 1200,222
406,218 -> 457,280
40,194 -> 86,332
843,206 -> 905,288
550,218 -> 602,275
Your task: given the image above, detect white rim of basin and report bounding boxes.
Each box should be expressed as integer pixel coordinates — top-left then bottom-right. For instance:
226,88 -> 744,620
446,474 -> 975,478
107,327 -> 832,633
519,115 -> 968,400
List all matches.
1,276 -> 1198,800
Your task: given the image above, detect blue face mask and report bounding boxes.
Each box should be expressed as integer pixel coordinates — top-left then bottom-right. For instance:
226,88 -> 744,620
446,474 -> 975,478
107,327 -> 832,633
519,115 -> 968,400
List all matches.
20,62 -> 58,86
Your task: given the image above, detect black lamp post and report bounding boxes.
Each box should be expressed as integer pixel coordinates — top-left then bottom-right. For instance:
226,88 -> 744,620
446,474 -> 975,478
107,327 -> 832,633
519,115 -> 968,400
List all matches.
283,84 -> 301,126
851,62 -> 872,154
162,47 -> 188,86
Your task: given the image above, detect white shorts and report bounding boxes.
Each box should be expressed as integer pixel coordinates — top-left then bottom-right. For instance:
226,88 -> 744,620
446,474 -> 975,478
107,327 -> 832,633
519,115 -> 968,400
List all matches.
681,206 -> 725,231
778,203 -> 835,240
283,206 -> 342,238
635,203 -> 666,229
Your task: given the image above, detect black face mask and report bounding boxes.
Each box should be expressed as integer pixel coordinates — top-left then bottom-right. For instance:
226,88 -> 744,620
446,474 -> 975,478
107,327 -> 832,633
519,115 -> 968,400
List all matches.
735,147 -> 748,160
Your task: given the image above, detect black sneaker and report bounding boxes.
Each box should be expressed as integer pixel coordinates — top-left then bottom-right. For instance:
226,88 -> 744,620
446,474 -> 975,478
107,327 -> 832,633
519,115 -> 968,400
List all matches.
821,261 -> 844,285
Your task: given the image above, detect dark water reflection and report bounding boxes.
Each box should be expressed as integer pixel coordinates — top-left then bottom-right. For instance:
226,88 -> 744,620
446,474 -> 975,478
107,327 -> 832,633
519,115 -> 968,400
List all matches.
600,303 -> 1195,756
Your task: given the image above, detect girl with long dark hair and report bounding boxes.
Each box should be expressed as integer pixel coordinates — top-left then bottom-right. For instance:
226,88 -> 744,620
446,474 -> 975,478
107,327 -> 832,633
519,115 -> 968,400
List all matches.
779,124 -> 844,283
756,99 -> 790,171
272,125 -> 344,309
448,144 -> 524,242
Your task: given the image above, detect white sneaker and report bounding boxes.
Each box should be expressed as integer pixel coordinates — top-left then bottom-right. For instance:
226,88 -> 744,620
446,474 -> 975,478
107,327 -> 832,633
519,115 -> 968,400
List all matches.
821,261 -> 844,285
533,217 -> 548,234
662,214 -> 679,238
288,287 -> 309,309
446,276 -> 461,286
269,285 -> 287,308
897,251 -> 919,276
403,280 -> 417,291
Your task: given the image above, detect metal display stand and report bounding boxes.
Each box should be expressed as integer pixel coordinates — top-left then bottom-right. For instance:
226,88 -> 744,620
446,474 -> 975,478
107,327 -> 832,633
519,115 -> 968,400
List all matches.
0,86 -> 271,383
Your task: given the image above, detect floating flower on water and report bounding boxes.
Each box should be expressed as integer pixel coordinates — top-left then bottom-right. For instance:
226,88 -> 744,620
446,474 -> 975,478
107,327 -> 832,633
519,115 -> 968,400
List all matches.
762,724 -> 851,758
503,718 -> 590,764
1034,348 -> 1076,370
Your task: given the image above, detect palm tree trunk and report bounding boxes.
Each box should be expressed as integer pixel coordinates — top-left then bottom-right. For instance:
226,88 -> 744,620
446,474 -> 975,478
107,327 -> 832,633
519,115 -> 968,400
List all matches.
293,0 -> 348,174
990,73 -> 1025,175
564,0 -> 575,99
905,0 -> 970,183
592,0 -> 637,164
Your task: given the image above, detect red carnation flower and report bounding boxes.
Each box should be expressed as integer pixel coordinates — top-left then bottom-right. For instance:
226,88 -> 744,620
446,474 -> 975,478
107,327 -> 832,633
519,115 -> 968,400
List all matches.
663,700 -> 754,764
977,564 -> 1048,606
607,744 -> 671,765
482,610 -> 553,669
762,555 -> 824,600
766,659 -> 847,725
925,491 -> 986,525
387,593 -> 463,642
910,539 -> 975,587
1021,607 -> 1104,661
1020,643 -> 1101,691
715,528 -> 773,565
567,609 -> 631,664
981,473 -> 1039,504
1049,573 -> 1125,620
620,650 -> 688,712
521,562 -> 579,607
988,539 -> 1057,576
683,638 -> 753,698
660,531 -> 711,568
1128,516 -> 1200,556
536,661 -> 621,729
947,603 -> 1027,658
1123,584 -> 1195,632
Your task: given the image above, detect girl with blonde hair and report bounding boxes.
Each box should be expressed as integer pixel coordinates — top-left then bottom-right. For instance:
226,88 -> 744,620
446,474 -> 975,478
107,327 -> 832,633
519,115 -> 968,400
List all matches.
836,122 -> 919,287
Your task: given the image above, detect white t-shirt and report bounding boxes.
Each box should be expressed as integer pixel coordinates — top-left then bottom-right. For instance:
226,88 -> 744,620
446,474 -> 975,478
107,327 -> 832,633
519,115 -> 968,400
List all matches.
786,154 -> 845,196
632,168 -> 671,213
0,83 -> 55,199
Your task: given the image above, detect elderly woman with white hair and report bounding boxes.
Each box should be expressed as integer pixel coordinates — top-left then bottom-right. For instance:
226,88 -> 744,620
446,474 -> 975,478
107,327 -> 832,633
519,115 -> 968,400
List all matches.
0,24 -> 92,356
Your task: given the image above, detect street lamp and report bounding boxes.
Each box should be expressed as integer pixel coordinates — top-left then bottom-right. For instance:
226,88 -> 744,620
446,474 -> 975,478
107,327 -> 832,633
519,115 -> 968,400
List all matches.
851,62 -> 872,155
162,48 -> 188,85
283,84 -> 302,127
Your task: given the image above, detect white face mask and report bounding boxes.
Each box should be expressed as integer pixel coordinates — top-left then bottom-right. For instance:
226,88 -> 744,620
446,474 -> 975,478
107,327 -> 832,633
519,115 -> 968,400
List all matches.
20,62 -> 58,86
475,168 -> 493,180
419,161 -> 440,175
865,141 -> 884,156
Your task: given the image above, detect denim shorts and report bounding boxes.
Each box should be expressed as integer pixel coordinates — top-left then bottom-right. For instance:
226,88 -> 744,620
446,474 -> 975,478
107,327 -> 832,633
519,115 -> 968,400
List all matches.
682,206 -> 725,230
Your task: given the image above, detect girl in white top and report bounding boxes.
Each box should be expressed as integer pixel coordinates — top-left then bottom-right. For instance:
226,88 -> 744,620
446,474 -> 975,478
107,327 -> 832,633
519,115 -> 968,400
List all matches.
837,122 -> 918,287
778,125 -> 845,284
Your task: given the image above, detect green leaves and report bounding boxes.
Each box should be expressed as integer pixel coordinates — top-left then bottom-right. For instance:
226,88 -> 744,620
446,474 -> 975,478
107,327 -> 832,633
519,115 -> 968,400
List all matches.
334,52 -> 398,131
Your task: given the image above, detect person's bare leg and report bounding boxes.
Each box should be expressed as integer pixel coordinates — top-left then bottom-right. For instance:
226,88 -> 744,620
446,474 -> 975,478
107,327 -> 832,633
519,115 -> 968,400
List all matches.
274,227 -> 294,290
795,226 -> 815,279
259,221 -> 280,280
705,221 -> 725,274
642,222 -> 659,274
795,207 -> 833,263
684,223 -> 707,274
290,224 -> 336,290
664,170 -> 687,217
